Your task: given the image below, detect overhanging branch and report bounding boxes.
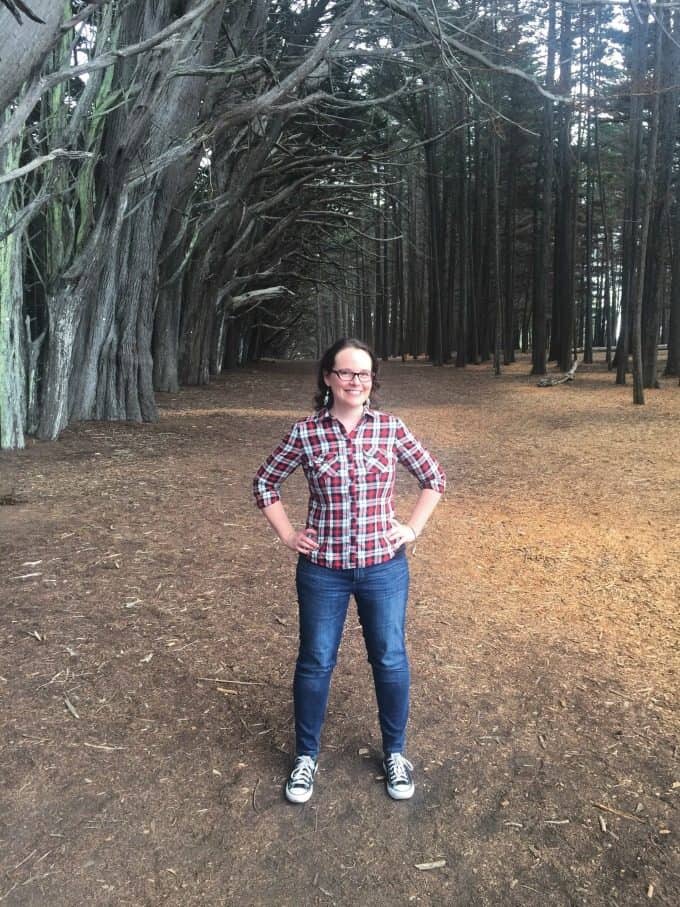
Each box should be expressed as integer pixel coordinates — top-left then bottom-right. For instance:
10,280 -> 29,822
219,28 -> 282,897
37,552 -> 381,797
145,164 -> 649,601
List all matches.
0,0 -> 222,150
0,148 -> 93,186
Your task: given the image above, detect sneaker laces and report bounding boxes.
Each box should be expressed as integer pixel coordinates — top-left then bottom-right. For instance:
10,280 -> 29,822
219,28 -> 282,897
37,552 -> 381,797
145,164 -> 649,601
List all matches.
289,755 -> 316,789
386,753 -> 413,786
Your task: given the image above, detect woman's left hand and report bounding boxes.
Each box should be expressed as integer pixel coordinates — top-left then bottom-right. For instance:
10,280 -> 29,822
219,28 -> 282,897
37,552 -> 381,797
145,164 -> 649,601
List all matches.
387,521 -> 417,547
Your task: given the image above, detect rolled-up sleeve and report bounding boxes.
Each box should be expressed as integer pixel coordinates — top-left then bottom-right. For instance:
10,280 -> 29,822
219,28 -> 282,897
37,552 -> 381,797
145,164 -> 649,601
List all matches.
394,419 -> 446,493
253,423 -> 304,509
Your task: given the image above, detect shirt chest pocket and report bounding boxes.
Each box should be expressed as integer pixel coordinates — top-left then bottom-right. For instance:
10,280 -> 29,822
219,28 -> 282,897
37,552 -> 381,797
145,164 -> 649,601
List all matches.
362,448 -> 392,475
310,452 -> 343,483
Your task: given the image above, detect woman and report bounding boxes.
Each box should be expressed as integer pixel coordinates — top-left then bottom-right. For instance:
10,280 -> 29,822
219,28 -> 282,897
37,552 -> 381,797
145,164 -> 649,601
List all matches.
253,338 -> 445,803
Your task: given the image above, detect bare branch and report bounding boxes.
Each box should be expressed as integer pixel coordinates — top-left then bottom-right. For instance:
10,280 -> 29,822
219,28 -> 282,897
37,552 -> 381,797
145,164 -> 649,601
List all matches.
0,0 -> 222,150
211,0 -> 364,133
60,1 -> 108,31
0,0 -> 45,24
0,191 -> 60,242
379,0 -> 570,103
231,286 -> 296,305
169,56 -> 271,80
0,149 -> 93,186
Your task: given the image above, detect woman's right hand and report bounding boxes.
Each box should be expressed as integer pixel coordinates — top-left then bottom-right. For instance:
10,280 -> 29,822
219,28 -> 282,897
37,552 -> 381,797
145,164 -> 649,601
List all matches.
283,527 -> 319,554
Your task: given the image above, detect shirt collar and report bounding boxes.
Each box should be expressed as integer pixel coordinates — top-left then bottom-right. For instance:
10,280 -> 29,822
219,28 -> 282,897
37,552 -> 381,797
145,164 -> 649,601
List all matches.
316,405 -> 375,425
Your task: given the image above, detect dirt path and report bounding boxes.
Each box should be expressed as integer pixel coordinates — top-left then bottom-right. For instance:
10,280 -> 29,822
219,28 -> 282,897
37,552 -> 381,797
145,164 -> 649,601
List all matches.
1,356 -> 678,906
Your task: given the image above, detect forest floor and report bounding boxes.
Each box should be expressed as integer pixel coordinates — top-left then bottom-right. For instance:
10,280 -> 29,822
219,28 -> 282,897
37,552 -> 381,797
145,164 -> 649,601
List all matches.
1,354 -> 679,907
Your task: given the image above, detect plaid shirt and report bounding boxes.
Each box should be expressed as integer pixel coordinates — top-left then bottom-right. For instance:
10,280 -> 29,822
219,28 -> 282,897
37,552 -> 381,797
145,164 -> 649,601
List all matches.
253,407 -> 446,569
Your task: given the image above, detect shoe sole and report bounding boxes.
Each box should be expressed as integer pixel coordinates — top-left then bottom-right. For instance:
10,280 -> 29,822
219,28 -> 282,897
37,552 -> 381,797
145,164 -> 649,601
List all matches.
285,785 -> 314,804
386,785 -> 415,800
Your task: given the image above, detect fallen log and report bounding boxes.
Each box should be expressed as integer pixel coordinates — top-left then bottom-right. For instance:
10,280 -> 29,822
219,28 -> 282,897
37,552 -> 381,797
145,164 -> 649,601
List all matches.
538,359 -> 579,387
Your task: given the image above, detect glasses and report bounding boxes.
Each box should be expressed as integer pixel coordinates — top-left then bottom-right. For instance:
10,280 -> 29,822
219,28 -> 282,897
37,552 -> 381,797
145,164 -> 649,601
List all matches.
331,369 -> 374,384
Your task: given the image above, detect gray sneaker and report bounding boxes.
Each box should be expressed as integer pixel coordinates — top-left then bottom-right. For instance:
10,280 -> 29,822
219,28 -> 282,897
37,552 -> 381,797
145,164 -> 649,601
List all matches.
285,755 -> 318,803
383,753 -> 415,800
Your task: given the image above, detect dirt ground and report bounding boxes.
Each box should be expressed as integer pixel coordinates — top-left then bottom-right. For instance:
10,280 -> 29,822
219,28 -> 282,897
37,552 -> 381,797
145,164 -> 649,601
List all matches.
1,355 -> 678,906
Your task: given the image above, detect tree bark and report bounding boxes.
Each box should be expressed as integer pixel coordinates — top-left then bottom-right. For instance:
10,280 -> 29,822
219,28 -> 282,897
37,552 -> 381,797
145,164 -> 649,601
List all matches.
641,10 -> 678,387
616,12 -> 647,385
552,3 -> 575,373
0,0 -> 65,114
39,0 -> 224,434
632,12 -> 662,404
666,196 -> 680,377
0,112 -> 34,448
424,93 -> 444,365
0,182 -> 26,448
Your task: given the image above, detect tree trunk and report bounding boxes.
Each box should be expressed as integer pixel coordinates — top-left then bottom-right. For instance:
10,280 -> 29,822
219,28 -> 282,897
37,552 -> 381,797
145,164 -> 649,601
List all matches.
553,3 -> 575,372
594,76 -> 615,370
455,120 -> 470,368
470,130 -> 486,364
153,274 -> 185,392
531,0 -> 556,376
632,12 -> 662,404
424,93 -> 444,366
179,260 -> 215,385
0,127 -> 27,448
641,10 -> 678,387
666,197 -> 680,377
583,112 -> 594,364
0,207 -> 27,448
0,0 -> 66,114
616,13 -> 648,384
40,1 -> 223,432
491,126 -> 503,376
503,125 -> 517,366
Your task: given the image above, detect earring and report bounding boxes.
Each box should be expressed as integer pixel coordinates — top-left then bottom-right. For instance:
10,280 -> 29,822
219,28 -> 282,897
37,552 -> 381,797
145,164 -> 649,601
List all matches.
323,388 -> 330,406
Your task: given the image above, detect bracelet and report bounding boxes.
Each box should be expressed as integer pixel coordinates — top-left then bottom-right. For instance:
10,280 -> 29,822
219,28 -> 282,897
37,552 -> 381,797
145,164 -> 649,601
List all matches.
407,525 -> 418,542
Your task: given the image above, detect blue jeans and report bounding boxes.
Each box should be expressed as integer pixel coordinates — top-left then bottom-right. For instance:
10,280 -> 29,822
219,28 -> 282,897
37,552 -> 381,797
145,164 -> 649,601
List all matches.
294,547 -> 410,758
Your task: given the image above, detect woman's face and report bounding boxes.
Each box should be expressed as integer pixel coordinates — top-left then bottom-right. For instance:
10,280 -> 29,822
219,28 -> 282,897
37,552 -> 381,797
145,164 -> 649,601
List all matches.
324,347 -> 373,409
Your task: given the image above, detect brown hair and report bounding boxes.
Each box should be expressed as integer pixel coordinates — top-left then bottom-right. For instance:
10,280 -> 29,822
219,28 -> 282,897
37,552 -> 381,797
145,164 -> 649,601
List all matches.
314,337 -> 380,410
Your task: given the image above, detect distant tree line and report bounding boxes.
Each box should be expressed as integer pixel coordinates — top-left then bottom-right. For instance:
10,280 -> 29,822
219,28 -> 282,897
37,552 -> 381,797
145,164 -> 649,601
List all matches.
0,0 -> 678,449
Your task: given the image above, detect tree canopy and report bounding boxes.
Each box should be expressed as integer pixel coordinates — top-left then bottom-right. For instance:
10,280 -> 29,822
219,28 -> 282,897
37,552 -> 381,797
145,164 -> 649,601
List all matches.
1,0 -> 679,449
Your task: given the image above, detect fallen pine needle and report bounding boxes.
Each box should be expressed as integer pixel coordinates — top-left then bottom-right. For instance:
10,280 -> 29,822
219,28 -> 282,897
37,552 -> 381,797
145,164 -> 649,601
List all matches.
64,697 -> 80,719
13,849 -> 37,871
83,742 -> 125,751
545,819 -> 570,825
197,677 -> 264,685
415,860 -> 446,871
592,802 -> 646,823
